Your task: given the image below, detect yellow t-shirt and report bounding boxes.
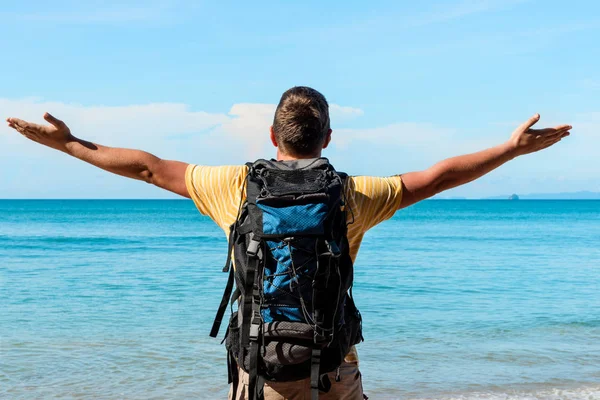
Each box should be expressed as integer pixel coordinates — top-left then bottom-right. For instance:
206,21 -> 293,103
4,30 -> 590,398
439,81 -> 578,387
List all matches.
185,164 -> 403,363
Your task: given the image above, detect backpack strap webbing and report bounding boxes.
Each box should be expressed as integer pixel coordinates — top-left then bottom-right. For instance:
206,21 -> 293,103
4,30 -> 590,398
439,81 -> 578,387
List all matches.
209,224 -> 236,338
246,239 -> 265,400
247,342 -> 265,400
240,237 -> 261,347
310,348 -> 321,400
209,266 -> 234,339
227,350 -> 239,398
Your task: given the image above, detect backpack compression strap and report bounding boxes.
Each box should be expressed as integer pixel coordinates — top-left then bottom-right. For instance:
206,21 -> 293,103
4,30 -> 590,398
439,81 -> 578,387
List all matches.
209,224 -> 236,338
245,236 -> 265,400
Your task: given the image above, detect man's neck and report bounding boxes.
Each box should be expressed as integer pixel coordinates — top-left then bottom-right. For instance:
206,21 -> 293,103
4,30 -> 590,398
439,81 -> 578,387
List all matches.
276,150 -> 322,161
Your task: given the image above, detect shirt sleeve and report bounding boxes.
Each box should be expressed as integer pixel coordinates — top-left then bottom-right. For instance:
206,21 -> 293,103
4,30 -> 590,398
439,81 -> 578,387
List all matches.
185,164 -> 248,231
345,175 -> 403,233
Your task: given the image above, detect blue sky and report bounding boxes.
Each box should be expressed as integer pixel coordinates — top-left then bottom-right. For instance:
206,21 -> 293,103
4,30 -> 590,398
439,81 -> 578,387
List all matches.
1,0 -> 599,198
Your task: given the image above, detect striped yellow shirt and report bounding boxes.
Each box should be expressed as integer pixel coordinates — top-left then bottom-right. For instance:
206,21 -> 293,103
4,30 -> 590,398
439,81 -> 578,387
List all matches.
185,164 -> 403,363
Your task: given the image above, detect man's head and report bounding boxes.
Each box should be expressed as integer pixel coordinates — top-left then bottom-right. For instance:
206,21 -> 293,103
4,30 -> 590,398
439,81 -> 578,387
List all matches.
270,86 -> 332,160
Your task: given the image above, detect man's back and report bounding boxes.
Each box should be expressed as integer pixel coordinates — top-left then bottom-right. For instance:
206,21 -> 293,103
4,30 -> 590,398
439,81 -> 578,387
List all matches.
186,160 -> 403,399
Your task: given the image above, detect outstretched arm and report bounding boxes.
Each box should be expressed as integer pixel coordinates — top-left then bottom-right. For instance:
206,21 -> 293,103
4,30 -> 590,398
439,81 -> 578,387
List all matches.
400,114 -> 571,208
6,113 -> 190,198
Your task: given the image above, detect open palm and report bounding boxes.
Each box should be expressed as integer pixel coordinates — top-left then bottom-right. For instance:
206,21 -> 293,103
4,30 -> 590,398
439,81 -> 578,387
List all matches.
7,113 -> 73,151
510,114 -> 571,156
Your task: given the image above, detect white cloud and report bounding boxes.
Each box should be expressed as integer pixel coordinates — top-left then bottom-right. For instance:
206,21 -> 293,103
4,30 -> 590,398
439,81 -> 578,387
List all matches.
215,103 -> 276,160
336,123 -> 454,147
1,97 -> 598,198
329,104 -> 364,120
208,103 -> 367,160
0,99 -> 229,155
0,98 -> 366,174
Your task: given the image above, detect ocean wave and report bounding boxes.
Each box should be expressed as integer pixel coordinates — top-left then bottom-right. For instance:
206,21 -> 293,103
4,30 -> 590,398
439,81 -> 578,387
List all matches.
1,234 -> 224,249
406,386 -> 600,400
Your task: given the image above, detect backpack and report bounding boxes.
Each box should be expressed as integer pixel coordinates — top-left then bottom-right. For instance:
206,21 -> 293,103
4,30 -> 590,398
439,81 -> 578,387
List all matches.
210,158 -> 363,400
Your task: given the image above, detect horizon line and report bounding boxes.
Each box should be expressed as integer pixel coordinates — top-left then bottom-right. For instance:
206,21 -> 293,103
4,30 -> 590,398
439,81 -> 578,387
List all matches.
2,198 -> 600,201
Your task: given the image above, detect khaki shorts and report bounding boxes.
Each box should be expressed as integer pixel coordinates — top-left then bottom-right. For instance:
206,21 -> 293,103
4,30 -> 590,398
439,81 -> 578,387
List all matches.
228,361 -> 365,400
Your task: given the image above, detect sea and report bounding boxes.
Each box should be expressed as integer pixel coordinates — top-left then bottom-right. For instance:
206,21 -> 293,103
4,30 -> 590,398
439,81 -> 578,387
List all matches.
1,199 -> 599,400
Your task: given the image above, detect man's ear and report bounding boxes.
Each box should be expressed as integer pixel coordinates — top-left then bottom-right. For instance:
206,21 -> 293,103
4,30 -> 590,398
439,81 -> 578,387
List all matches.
322,129 -> 332,149
269,126 -> 278,148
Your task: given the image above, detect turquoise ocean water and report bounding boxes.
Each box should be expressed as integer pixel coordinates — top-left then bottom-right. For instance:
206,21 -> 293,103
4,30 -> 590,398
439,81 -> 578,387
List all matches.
1,199 -> 599,399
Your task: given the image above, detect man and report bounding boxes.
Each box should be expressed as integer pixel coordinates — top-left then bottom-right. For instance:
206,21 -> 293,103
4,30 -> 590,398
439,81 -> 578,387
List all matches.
6,86 -> 571,399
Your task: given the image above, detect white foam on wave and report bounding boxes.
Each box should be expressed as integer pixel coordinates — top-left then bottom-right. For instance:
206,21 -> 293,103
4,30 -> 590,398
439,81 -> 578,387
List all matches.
410,386 -> 600,400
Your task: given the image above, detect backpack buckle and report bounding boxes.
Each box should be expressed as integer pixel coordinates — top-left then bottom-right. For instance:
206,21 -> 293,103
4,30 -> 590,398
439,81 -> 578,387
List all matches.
252,284 -> 261,302
247,238 -> 261,257
314,332 -> 326,344
249,324 -> 260,341
249,311 -> 261,341
326,240 -> 341,257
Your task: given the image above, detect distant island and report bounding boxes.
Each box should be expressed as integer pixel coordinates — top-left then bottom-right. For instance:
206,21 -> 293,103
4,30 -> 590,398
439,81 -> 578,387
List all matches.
486,191 -> 600,200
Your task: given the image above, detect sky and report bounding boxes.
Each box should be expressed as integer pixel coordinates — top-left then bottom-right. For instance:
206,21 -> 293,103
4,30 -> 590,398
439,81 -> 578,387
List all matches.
1,0 -> 599,199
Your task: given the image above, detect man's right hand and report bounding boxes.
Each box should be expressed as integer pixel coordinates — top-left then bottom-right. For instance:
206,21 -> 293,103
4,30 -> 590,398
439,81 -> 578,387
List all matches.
7,113 -> 74,152
6,113 -> 190,198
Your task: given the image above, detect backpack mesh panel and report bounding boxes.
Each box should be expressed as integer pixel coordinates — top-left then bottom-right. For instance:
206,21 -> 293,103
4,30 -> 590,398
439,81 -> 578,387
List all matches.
262,341 -> 311,365
257,202 -> 328,236
262,239 -> 318,323
262,306 -> 305,323
261,170 -> 327,195
263,321 -> 312,337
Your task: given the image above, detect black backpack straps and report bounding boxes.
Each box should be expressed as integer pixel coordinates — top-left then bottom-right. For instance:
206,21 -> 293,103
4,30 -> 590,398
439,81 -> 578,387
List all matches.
245,236 -> 265,400
247,341 -> 265,400
310,348 -> 322,400
227,350 -> 239,396
209,266 -> 234,338
240,243 -> 257,346
209,224 -> 236,338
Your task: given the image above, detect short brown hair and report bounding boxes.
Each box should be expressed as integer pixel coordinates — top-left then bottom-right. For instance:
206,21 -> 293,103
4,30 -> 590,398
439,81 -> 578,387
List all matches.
272,86 -> 330,157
